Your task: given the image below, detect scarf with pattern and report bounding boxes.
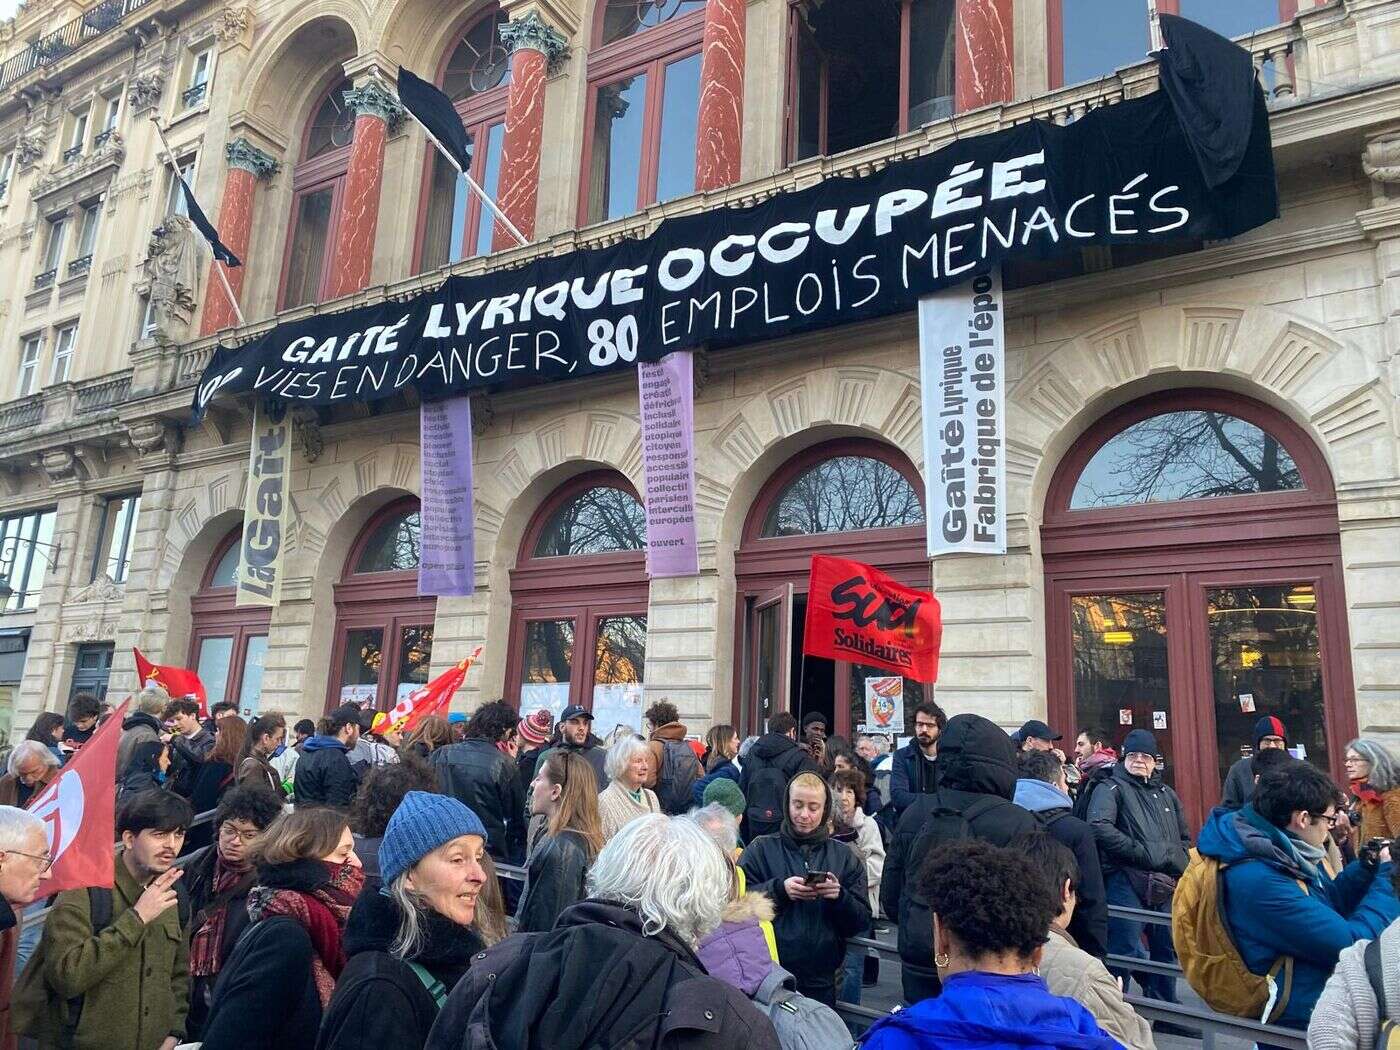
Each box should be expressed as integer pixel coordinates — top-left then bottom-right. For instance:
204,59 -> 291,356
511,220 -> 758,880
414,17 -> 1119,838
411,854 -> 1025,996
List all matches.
247,859 -> 364,1006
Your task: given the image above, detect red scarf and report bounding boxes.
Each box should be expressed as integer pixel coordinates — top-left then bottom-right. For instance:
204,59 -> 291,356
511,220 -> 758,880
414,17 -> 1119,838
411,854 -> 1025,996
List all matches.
188,856 -> 254,977
1352,778 -> 1384,807
248,861 -> 363,1006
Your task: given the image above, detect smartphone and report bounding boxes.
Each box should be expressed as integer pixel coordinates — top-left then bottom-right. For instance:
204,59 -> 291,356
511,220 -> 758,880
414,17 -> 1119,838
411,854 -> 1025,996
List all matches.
803,871 -> 832,886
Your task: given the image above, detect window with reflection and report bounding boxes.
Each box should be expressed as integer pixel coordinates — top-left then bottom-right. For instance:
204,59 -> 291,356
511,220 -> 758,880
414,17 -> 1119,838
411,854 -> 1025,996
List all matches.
281,78 -> 354,309
1070,410 -> 1302,510
420,8 -> 512,269
789,0 -> 954,162
582,0 -> 704,223
355,508 -> 422,572
534,485 -> 646,556
190,528 -> 270,715
762,456 -> 925,537
0,509 -> 57,612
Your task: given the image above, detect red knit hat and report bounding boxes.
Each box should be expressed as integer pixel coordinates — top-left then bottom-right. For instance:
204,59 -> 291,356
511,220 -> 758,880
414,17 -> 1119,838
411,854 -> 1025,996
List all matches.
518,708 -> 553,747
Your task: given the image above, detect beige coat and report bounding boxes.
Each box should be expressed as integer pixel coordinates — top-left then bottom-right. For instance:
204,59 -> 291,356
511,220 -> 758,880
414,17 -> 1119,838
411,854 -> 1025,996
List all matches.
1039,925 -> 1155,1050
598,780 -> 661,842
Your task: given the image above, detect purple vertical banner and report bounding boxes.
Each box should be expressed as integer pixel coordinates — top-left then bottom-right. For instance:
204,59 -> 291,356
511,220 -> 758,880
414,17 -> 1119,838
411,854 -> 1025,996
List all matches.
638,351 -> 699,577
418,396 -> 475,595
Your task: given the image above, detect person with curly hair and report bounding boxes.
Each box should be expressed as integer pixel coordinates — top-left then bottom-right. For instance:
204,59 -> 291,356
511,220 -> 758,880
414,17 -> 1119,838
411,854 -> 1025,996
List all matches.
429,700 -> 526,863
859,840 -> 1123,1049
349,761 -> 441,879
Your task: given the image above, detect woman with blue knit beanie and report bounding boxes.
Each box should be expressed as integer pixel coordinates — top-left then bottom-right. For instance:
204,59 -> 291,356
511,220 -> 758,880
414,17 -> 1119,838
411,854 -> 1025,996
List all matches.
317,791 -> 489,1050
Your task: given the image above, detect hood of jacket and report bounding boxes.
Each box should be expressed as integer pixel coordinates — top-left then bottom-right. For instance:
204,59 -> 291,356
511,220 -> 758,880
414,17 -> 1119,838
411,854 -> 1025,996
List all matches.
121,710 -> 163,735
861,971 -> 1122,1049
1196,803 -> 1314,883
749,732 -> 801,763
696,894 -> 776,997
1078,748 -> 1117,773
651,721 -> 688,743
1014,778 -> 1073,814
558,733 -> 603,753
343,880 -> 484,968
302,734 -> 349,753
936,715 -> 1019,800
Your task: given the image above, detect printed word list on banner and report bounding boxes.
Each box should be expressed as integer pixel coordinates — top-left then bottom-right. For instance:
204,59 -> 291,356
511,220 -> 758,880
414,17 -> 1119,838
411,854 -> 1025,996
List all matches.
920,267 -> 1006,557
236,401 -> 292,607
419,396 -> 475,596
638,351 -> 699,577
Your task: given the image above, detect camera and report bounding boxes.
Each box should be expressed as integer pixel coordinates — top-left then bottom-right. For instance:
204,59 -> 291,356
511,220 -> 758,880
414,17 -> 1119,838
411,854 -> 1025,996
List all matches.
1360,837 -> 1391,870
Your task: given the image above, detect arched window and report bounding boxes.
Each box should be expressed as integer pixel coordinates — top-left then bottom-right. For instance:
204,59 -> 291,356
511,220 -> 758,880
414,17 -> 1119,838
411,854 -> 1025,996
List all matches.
734,439 -> 928,737
327,498 -> 437,711
788,0 -> 955,161
417,8 -> 513,269
188,528 -> 271,716
506,472 -> 648,730
579,0 -> 705,224
1042,389 -> 1355,824
280,77 -> 355,309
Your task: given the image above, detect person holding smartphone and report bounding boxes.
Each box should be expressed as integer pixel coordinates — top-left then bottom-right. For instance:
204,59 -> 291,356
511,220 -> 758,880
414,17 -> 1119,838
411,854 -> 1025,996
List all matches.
739,772 -> 871,1007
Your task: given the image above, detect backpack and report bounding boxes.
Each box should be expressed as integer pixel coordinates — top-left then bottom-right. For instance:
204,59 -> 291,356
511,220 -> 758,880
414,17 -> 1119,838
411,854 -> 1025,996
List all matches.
1364,938 -> 1400,1050
655,740 -> 703,815
753,969 -> 853,1050
1171,848 -> 1296,1021
1072,764 -> 1114,822
745,749 -> 805,839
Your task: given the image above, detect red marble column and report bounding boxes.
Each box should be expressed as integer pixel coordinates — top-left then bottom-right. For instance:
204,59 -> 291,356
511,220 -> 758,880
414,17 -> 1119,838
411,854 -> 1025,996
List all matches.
954,0 -> 1014,112
492,46 -> 547,251
695,0 -> 746,191
199,138 -> 278,335
327,111 -> 388,298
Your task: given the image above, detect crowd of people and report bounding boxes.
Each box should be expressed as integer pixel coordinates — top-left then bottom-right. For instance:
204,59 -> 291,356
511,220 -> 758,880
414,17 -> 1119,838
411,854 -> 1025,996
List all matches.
0,688 -> 1393,1049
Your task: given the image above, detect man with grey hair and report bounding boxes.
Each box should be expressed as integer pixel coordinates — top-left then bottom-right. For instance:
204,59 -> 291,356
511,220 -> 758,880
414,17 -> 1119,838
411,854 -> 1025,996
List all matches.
0,741 -> 59,808
426,814 -> 780,1050
117,685 -> 171,778
0,806 -> 50,1045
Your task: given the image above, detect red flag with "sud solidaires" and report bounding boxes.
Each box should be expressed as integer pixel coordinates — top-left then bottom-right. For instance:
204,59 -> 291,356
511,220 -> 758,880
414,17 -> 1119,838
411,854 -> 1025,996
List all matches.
802,555 -> 942,681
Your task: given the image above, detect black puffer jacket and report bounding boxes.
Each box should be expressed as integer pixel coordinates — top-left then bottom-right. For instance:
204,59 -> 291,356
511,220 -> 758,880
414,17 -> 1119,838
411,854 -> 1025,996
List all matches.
737,733 -> 820,840
737,778 -> 871,997
516,829 -> 590,934
430,739 -> 525,862
1086,762 -> 1191,877
317,882 -> 483,1050
425,900 -> 780,1050
881,714 -> 1036,1002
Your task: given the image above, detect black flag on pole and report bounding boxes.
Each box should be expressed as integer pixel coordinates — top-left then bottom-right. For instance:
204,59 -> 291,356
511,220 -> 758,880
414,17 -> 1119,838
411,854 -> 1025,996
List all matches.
178,176 -> 241,267
397,66 -> 474,174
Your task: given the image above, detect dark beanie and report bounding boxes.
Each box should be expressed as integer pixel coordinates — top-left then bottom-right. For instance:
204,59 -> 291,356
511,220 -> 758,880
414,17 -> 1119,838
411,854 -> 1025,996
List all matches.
1253,716 -> 1287,749
1121,729 -> 1159,757
802,711 -> 827,730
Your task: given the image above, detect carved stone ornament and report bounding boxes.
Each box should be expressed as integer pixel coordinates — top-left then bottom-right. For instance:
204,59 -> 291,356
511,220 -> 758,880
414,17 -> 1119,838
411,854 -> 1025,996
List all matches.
470,393 -> 494,437
61,618 -> 118,642
31,131 -> 124,198
293,408 -> 323,463
66,573 -> 124,605
15,129 -> 45,168
142,216 -> 202,335
1363,132 -> 1400,207
344,77 -> 406,132
225,137 -> 279,180
126,417 -> 184,457
40,447 -> 79,483
214,5 -> 253,42
499,11 -> 569,73
127,71 -> 165,112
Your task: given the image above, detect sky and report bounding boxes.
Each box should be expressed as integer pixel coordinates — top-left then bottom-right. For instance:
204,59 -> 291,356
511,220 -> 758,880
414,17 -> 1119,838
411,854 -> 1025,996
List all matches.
0,0 -> 19,21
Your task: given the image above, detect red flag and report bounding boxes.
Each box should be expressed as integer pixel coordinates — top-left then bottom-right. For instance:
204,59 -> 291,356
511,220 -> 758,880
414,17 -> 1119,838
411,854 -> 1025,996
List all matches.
803,555 -> 942,681
372,647 -> 481,736
134,647 -> 207,717
29,699 -> 129,894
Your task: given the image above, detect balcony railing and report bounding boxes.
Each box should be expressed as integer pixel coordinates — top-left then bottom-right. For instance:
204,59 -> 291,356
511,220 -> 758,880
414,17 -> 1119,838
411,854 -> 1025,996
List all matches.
0,0 -> 156,94
181,81 -> 207,108
32,269 -> 56,290
74,373 -> 131,415
66,255 -> 92,278
93,127 -> 117,148
61,145 -> 82,163
0,397 -> 42,434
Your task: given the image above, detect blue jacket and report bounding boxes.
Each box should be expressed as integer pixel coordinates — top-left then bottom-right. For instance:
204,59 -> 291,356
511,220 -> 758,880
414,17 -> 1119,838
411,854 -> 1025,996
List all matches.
888,742 -> 938,818
1196,804 -> 1399,1029
860,971 -> 1123,1050
692,759 -> 740,808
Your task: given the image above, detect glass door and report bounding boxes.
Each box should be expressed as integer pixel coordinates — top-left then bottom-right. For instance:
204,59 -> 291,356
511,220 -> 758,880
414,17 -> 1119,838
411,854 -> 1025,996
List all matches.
333,617 -> 436,711
520,617 -> 575,723
747,584 -> 792,734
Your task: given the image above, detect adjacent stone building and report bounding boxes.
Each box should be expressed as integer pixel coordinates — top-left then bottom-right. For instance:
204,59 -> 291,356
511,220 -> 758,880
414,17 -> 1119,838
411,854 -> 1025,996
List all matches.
1,0 -> 1397,821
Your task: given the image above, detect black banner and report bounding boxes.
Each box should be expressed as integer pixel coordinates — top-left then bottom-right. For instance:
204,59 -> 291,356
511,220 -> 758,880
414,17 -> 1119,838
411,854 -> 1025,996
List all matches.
193,47 -> 1275,419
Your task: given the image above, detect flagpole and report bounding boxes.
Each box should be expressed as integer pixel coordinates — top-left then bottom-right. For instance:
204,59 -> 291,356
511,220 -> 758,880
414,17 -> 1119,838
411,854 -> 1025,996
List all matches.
415,121 -> 528,249
148,115 -> 247,328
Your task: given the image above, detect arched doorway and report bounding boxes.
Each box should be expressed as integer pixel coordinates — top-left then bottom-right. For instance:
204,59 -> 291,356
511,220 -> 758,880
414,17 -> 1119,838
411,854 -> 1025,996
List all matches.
1042,388 -> 1357,824
326,497 -> 437,711
189,528 -> 272,715
733,438 -> 929,738
505,471 -> 648,734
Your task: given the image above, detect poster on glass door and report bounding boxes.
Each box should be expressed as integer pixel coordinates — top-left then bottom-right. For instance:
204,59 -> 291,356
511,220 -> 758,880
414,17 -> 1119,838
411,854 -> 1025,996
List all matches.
592,683 -> 644,736
519,682 -> 570,724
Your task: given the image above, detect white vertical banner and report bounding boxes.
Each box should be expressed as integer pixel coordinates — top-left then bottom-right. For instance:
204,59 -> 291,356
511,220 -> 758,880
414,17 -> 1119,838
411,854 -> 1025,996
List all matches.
236,401 -> 292,606
918,267 -> 1006,557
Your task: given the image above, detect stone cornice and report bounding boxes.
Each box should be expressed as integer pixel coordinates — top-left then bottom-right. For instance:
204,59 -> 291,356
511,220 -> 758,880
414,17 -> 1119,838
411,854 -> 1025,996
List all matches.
224,136 -> 279,180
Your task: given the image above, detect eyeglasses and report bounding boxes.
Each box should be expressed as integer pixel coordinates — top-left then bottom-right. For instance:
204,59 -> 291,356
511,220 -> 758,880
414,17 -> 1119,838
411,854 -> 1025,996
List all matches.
218,824 -> 261,843
5,850 -> 53,872
1310,812 -> 1339,828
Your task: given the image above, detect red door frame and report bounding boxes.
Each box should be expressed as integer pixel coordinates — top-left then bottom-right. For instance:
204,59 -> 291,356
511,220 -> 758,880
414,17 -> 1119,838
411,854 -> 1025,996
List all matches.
1042,389 -> 1357,825
278,77 -> 353,310
188,528 -> 271,707
731,438 -> 932,736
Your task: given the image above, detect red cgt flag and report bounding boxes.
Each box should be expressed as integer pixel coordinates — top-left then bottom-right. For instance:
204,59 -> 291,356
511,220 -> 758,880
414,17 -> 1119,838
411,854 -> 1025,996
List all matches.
803,555 -> 942,681
29,699 -> 128,894
134,647 -> 207,717
372,647 -> 482,736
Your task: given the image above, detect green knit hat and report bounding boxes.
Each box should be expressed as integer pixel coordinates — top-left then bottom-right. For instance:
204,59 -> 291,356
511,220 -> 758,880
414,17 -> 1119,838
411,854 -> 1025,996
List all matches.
703,777 -> 746,818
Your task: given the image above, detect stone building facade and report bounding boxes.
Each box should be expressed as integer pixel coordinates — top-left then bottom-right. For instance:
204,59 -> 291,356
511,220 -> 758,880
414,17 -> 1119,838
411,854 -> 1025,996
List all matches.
0,0 -> 1397,820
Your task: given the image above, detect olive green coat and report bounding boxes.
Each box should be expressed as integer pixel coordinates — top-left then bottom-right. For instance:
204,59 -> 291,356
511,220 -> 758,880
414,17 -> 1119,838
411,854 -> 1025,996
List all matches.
14,849 -> 189,1050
